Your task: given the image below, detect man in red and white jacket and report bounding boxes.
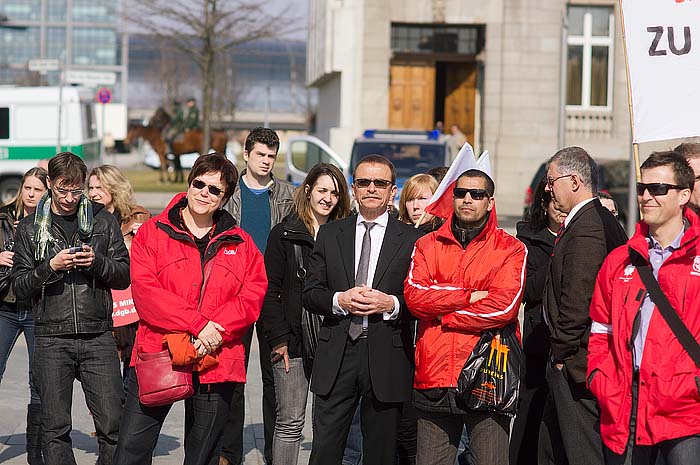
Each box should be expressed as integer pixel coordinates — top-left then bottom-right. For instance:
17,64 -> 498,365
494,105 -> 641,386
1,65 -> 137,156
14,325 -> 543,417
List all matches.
589,150 -> 700,465
405,169 -> 527,465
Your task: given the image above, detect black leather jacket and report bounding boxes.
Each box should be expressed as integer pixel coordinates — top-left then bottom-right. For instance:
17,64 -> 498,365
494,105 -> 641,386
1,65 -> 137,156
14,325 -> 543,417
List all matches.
11,201 -> 130,336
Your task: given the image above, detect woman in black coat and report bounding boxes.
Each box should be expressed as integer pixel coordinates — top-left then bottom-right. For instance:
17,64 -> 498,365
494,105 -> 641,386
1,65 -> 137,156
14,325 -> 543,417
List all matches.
509,176 -> 567,465
261,163 -> 350,465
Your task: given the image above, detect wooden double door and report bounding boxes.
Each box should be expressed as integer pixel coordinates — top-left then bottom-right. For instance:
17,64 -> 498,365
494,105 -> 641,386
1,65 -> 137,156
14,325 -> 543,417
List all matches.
388,60 -> 477,144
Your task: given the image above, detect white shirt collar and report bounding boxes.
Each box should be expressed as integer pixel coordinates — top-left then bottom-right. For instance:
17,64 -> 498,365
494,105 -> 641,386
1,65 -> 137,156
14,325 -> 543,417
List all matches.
564,197 -> 596,228
356,211 -> 389,228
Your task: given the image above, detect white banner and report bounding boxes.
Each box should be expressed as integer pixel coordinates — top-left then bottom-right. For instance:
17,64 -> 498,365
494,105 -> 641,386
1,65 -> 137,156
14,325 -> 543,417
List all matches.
621,0 -> 700,143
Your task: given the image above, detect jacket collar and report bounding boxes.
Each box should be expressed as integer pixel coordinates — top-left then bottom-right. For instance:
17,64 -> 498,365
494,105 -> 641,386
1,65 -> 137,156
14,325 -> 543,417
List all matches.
281,212 -> 314,243
157,192 -> 240,242
435,205 -> 498,247
628,208 -> 700,259
235,168 -> 280,196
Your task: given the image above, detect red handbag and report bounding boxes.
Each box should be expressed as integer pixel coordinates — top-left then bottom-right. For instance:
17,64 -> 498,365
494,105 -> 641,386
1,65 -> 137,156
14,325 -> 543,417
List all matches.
134,349 -> 194,407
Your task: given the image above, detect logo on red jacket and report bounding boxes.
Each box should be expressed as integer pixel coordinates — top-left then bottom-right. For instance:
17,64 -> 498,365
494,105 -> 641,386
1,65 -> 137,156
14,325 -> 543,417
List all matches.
692,256 -> 700,276
619,264 -> 635,282
223,246 -> 238,255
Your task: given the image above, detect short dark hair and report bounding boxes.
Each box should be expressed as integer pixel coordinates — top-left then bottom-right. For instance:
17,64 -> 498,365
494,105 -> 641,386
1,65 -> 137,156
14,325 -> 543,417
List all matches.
674,142 -> 700,161
548,146 -> 598,192
427,166 -> 449,184
640,150 -> 694,191
188,153 -> 239,202
245,127 -> 280,154
353,155 -> 396,184
457,169 -> 495,196
48,152 -> 87,187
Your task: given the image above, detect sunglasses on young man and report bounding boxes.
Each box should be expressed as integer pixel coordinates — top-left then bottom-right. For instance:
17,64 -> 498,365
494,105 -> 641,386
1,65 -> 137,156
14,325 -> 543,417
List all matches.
191,179 -> 224,197
354,178 -> 393,189
453,188 -> 490,200
636,182 -> 685,197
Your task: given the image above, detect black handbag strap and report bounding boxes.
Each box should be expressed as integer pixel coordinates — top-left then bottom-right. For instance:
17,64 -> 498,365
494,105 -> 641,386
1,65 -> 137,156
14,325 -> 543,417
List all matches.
293,244 -> 306,280
629,246 -> 700,368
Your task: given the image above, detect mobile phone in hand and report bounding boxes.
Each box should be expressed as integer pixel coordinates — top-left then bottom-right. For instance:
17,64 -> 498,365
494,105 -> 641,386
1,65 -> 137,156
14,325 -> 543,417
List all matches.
67,246 -> 83,254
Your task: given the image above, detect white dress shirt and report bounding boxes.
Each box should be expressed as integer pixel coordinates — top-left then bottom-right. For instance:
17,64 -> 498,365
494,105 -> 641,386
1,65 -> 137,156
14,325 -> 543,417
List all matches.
332,212 -> 401,324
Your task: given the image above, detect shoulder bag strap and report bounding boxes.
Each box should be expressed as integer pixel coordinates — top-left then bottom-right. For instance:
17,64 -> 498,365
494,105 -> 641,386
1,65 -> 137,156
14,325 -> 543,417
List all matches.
293,243 -> 306,280
628,246 -> 700,368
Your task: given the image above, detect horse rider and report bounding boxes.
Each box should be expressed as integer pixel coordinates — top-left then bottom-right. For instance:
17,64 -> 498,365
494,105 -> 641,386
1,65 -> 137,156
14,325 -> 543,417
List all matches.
166,98 -> 199,147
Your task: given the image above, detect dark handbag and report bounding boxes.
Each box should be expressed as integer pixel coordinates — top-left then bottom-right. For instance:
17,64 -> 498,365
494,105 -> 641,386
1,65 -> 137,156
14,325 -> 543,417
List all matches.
134,349 -> 194,407
294,244 -> 322,368
629,247 -> 700,368
456,323 -> 524,416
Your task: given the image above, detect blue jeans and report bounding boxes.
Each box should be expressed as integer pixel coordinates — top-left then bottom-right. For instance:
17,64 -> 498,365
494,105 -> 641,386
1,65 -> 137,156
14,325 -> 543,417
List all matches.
33,332 -> 123,465
0,307 -> 40,404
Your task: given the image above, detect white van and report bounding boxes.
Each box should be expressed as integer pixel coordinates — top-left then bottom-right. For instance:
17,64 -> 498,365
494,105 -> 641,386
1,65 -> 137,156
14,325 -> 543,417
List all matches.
0,86 -> 100,202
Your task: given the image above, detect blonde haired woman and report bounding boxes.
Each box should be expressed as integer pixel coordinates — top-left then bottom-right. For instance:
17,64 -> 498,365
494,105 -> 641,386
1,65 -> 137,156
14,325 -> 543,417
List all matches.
88,165 -> 150,391
398,173 -> 441,232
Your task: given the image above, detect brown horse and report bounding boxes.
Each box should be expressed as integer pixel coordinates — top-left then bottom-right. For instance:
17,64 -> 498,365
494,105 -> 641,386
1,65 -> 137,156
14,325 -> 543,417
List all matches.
125,124 -> 173,183
126,124 -> 229,183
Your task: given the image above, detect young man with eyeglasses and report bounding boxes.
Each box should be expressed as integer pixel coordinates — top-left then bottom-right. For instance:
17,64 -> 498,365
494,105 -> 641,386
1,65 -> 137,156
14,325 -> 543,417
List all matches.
404,169 -> 526,464
219,127 -> 295,465
588,150 -> 700,465
11,152 -> 130,465
302,155 -> 423,465
539,146 -> 627,465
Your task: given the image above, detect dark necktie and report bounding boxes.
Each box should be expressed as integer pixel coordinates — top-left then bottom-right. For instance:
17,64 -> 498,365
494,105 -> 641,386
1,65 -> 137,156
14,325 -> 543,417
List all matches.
349,221 -> 375,341
554,222 -> 565,245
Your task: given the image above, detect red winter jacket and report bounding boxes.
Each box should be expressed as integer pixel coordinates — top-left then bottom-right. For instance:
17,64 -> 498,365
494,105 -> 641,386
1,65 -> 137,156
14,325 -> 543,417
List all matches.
588,209 -> 700,454
404,212 -> 527,389
130,193 -> 267,384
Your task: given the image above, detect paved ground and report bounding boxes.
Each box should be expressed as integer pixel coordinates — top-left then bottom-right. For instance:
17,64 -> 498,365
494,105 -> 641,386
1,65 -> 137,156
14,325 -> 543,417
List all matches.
0,334 -> 313,464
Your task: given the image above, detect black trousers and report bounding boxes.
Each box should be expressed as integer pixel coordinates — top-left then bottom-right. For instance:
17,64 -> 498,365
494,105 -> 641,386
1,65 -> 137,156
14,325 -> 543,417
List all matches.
538,362 -> 604,465
309,337 -> 402,465
217,323 -> 276,464
509,308 -> 550,465
114,370 -> 236,465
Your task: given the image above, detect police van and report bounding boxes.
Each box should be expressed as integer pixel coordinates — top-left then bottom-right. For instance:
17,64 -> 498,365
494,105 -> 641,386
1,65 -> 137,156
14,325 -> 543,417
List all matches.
0,86 -> 100,202
286,129 -> 450,193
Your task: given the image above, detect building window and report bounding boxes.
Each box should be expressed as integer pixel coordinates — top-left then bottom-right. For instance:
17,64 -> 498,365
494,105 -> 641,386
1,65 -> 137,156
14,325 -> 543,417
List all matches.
46,28 -> 66,60
47,0 -> 67,22
566,5 -> 614,110
0,27 -> 40,65
72,28 -> 117,65
2,0 -> 41,22
72,0 -> 117,23
391,24 -> 484,56
0,108 -> 9,140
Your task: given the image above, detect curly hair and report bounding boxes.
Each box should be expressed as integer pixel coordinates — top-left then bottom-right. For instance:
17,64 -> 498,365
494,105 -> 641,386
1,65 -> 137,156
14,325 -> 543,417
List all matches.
245,127 -> 280,154
88,165 -> 136,220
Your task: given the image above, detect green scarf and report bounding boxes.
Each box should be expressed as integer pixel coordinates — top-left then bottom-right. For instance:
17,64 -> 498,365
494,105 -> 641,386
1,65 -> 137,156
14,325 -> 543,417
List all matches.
34,190 -> 93,262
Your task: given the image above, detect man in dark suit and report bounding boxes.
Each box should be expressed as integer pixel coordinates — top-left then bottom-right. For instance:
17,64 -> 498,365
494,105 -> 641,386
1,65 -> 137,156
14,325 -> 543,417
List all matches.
302,154 -> 423,465
539,146 -> 628,465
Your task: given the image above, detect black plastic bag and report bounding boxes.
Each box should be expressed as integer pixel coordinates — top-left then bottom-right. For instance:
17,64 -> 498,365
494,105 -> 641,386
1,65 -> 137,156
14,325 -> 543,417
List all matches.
456,323 -> 524,416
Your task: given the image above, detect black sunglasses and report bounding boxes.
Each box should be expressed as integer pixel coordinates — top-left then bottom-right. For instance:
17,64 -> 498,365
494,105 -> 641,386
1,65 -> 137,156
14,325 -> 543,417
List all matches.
636,182 -> 684,196
453,188 -> 489,200
354,178 -> 393,189
191,179 -> 224,197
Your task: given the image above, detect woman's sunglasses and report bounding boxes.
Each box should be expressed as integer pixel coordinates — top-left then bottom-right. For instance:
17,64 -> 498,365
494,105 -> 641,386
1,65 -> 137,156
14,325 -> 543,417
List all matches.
636,182 -> 684,196
191,179 -> 224,197
453,188 -> 489,200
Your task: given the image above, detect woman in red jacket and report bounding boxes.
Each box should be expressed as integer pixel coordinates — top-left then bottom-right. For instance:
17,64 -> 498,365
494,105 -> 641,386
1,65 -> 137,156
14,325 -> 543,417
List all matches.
114,153 -> 267,465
